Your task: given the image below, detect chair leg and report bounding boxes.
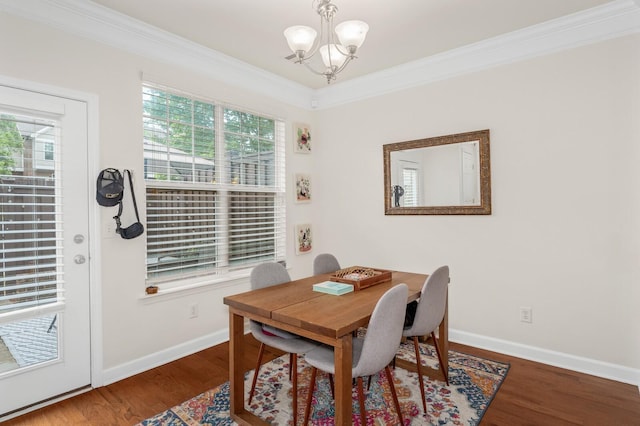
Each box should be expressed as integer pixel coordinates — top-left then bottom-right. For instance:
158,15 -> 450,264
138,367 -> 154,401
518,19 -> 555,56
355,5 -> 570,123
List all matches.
431,331 -> 449,386
384,365 -> 404,425
356,377 -> 367,425
292,354 -> 298,425
249,343 -> 266,404
328,373 -> 334,398
289,352 -> 294,380
303,367 -> 318,426
413,336 -> 427,414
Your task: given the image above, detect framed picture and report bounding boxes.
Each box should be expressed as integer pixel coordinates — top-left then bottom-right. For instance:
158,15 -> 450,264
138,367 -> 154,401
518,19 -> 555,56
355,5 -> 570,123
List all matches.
295,173 -> 311,203
295,223 -> 313,255
293,123 -> 311,153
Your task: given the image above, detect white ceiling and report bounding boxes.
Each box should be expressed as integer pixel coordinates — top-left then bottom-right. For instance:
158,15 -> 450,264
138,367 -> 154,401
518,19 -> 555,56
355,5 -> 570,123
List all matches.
89,0 -> 611,89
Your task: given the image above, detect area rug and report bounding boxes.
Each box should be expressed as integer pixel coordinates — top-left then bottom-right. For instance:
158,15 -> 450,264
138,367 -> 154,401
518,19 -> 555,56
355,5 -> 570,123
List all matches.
138,339 -> 509,425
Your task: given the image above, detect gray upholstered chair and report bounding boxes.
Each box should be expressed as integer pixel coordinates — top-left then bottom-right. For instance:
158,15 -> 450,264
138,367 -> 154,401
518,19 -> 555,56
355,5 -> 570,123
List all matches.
302,284 -> 408,425
402,265 -> 450,414
248,262 -> 318,425
313,253 -> 341,275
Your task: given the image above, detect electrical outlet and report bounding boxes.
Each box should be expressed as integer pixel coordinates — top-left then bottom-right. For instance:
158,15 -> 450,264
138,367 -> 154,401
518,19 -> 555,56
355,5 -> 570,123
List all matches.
189,303 -> 199,319
520,307 -> 532,323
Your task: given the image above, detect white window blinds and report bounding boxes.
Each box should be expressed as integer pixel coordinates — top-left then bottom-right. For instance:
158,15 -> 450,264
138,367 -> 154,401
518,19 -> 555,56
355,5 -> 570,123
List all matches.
0,113 -> 61,313
402,167 -> 419,207
142,84 -> 286,283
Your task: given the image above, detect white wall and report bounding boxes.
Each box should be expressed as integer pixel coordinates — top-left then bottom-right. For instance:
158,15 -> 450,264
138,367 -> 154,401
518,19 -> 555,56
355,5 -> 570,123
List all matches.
0,13 -> 315,379
312,35 -> 640,373
1,12 -> 638,386
422,145 -> 461,206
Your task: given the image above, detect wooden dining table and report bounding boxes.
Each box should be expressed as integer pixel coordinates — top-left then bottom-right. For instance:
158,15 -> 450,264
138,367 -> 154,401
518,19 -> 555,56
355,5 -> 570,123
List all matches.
223,269 -> 449,425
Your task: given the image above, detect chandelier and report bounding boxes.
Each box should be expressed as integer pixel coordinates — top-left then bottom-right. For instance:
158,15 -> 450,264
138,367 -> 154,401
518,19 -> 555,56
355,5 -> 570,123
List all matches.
283,0 -> 369,84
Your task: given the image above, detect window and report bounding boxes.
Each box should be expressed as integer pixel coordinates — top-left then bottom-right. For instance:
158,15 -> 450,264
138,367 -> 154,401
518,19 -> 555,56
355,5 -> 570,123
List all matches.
43,142 -> 54,161
0,113 -> 60,313
401,165 -> 419,207
142,84 -> 286,285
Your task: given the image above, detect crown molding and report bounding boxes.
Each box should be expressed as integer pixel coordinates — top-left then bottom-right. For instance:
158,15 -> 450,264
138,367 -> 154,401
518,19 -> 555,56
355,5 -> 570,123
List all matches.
0,0 -> 314,109
314,0 -> 640,109
0,0 -> 638,111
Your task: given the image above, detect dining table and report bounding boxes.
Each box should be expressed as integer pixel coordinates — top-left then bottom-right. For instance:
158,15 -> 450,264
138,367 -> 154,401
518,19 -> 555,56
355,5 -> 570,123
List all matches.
223,268 -> 449,425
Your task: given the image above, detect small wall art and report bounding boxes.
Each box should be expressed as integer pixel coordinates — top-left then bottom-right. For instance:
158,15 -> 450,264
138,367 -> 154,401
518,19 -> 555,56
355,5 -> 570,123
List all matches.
295,173 -> 311,203
295,223 -> 313,255
294,123 -> 311,153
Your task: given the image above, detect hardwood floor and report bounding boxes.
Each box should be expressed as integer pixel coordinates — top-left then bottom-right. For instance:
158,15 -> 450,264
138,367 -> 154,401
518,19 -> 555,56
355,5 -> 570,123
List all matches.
3,337 -> 640,425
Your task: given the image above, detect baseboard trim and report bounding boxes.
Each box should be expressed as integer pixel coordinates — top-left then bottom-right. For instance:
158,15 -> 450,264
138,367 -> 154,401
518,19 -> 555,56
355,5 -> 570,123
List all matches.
450,329 -> 640,387
102,327 -> 640,388
101,329 -> 229,386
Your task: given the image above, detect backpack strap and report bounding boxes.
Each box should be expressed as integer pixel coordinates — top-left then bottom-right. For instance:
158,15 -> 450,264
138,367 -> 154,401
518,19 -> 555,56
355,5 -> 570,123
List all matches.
113,169 -> 140,233
113,199 -> 124,233
125,169 -> 141,222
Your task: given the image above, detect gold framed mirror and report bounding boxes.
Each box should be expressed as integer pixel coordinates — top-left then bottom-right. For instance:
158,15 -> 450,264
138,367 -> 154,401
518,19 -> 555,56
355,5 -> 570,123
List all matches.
383,129 -> 491,215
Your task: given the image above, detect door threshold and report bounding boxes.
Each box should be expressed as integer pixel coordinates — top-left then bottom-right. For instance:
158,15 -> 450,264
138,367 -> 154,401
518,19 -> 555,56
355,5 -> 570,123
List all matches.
0,385 -> 92,422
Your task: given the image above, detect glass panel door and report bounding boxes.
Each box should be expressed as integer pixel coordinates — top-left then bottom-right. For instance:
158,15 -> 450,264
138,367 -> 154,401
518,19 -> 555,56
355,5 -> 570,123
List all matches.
0,85 -> 91,417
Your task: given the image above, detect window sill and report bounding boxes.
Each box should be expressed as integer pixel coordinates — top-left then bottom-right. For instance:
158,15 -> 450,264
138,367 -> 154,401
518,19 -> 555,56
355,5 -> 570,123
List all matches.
139,270 -> 252,304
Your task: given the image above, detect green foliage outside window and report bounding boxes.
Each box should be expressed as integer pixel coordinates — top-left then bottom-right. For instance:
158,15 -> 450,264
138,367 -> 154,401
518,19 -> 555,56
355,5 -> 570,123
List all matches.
143,85 -> 276,185
143,86 -> 215,162
0,115 -> 23,175
142,84 -> 285,282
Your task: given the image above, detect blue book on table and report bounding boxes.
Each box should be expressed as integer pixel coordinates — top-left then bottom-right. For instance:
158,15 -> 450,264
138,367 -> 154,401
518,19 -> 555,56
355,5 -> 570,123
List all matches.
313,281 -> 354,295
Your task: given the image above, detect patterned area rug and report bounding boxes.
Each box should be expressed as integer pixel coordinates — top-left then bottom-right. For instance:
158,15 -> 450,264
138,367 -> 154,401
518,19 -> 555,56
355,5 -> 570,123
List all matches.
139,339 -> 509,425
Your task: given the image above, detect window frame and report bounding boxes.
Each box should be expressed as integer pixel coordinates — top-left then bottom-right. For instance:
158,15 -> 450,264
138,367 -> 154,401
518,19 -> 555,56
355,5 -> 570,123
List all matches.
142,83 -> 286,291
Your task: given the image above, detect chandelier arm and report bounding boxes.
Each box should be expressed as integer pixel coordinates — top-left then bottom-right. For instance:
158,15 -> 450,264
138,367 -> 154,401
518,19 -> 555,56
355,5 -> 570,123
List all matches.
334,44 -> 352,57
301,49 -> 320,62
301,12 -> 326,61
301,61 -> 332,76
332,55 -> 354,75
325,15 -> 336,69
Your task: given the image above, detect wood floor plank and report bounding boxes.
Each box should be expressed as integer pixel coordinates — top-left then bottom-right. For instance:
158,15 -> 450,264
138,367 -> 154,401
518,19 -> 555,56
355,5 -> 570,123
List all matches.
3,338 -> 639,425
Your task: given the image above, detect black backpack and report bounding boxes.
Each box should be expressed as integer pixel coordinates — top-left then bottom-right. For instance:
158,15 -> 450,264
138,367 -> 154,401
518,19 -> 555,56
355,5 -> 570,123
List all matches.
96,168 -> 124,207
96,168 -> 144,239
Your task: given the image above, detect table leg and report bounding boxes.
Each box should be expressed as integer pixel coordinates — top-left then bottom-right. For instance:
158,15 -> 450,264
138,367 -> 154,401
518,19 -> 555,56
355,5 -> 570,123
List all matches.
229,310 -> 245,417
334,333 -> 353,425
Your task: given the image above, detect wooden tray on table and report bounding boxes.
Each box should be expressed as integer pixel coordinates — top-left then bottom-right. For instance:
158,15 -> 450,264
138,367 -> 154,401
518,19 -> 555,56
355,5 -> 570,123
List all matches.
330,266 -> 392,291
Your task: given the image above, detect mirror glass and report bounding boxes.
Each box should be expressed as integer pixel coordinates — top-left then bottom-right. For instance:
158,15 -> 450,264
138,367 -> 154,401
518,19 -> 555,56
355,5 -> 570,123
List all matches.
383,130 -> 491,215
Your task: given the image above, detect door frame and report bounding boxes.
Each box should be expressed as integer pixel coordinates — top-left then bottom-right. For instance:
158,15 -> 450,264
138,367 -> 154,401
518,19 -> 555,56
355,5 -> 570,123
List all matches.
0,74 -> 104,393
